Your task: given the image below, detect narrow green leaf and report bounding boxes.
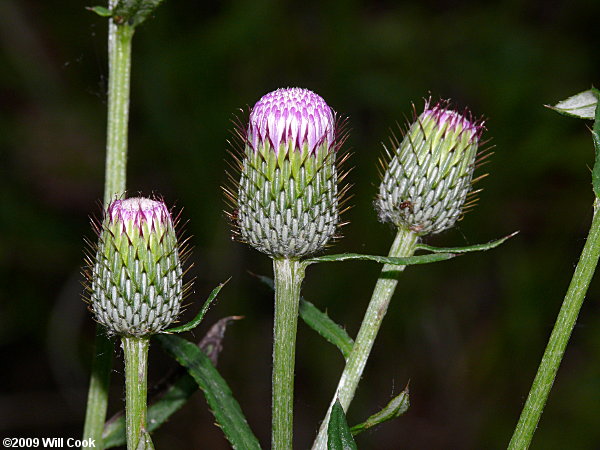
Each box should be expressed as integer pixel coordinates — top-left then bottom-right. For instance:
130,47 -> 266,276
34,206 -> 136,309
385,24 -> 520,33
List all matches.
546,89 -> 598,119
328,400 -> 358,450
350,387 -> 410,436
135,430 -> 155,450
164,279 -> 229,334
103,373 -> 197,448
252,273 -> 353,359
416,231 -> 518,254
252,272 -> 275,290
155,334 -> 261,450
113,0 -> 165,26
300,300 -> 354,359
104,316 -> 241,448
86,6 -> 112,17
306,252 -> 455,266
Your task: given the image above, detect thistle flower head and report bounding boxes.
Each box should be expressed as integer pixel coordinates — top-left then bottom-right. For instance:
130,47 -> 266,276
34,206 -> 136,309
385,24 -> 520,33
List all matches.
229,87 -> 347,259
377,100 -> 486,235
86,197 -> 185,336
248,87 -> 335,153
107,197 -> 170,233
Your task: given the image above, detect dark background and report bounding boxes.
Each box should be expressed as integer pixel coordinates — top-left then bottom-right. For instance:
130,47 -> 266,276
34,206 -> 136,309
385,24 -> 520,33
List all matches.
1,0 -> 600,449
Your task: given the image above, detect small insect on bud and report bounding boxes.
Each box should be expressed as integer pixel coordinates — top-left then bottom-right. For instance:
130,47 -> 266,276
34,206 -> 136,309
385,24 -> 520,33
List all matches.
85,197 -> 184,336
377,101 -> 486,235
230,87 -> 347,259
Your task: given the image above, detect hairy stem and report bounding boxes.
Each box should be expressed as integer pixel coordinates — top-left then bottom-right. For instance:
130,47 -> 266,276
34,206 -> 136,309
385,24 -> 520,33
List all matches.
122,336 -> 150,449
104,22 -> 134,204
272,258 -> 305,450
82,12 -> 134,448
312,228 -> 418,450
508,198 -> 600,449
82,333 -> 113,448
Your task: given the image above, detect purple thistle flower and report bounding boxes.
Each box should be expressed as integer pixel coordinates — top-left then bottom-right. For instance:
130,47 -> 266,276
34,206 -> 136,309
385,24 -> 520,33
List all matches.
231,87 -> 347,258
421,102 -> 484,142
107,197 -> 170,233
247,87 -> 336,154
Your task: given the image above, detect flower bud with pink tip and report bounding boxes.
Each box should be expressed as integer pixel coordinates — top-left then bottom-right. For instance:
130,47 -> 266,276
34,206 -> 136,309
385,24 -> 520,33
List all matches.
377,101 -> 486,235
85,197 -> 184,336
233,87 -> 347,259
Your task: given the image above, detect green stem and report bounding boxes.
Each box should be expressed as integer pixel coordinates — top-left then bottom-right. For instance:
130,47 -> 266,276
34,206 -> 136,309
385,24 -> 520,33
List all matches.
272,258 -> 306,450
508,199 -> 600,449
104,21 -> 134,204
312,227 -> 418,450
82,332 -> 113,447
122,336 -> 150,449
82,12 -> 134,449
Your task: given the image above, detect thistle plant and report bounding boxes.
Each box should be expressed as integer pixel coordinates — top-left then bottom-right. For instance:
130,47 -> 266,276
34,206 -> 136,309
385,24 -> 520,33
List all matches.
82,1 -> 168,447
85,196 -> 186,449
227,87 -> 346,449
313,100 -> 487,449
78,3 -> 514,445
508,89 -> 600,449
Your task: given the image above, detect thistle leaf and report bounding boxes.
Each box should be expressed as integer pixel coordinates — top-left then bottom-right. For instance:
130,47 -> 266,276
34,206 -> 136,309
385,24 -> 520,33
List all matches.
102,374 -> 197,448
416,232 -> 518,254
113,0 -> 165,26
305,252 -> 455,266
546,89 -> 598,119
350,387 -> 410,436
300,300 -> 354,360
86,6 -> 112,17
253,273 -> 354,359
156,335 -> 261,450
164,279 -> 230,334
328,400 -> 358,450
134,431 -> 154,450
103,316 -> 240,448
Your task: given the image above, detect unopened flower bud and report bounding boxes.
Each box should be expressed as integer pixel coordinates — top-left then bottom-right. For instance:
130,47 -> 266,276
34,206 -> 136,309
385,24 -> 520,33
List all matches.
234,87 -> 344,258
86,197 -> 183,336
377,101 -> 485,235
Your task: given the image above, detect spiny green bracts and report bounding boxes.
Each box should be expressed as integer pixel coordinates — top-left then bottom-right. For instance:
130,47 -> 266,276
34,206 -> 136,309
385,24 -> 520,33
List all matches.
86,197 -> 185,336
230,87 -> 347,259
377,101 -> 486,235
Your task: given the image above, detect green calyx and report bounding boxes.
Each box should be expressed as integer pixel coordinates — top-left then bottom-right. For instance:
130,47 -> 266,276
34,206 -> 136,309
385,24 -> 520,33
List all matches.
88,199 -> 183,336
377,106 -> 482,235
237,141 -> 339,259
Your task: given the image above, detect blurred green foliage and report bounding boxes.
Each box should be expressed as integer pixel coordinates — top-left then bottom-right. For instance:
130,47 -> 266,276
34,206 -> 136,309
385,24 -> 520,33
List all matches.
1,0 -> 600,448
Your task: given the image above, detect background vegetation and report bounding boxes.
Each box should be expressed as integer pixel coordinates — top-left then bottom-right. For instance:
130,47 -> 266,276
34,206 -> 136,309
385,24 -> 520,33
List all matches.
1,0 -> 600,448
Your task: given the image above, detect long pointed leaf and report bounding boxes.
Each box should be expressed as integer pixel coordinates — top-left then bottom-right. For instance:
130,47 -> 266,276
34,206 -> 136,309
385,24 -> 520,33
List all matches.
253,273 -> 353,359
103,373 -> 197,448
103,316 -> 241,448
300,300 -> 354,359
306,252 -> 455,265
350,387 -> 410,436
135,430 -> 155,450
546,89 -> 598,119
155,334 -> 261,450
164,279 -> 229,334
328,400 -> 358,450
416,232 -> 518,254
